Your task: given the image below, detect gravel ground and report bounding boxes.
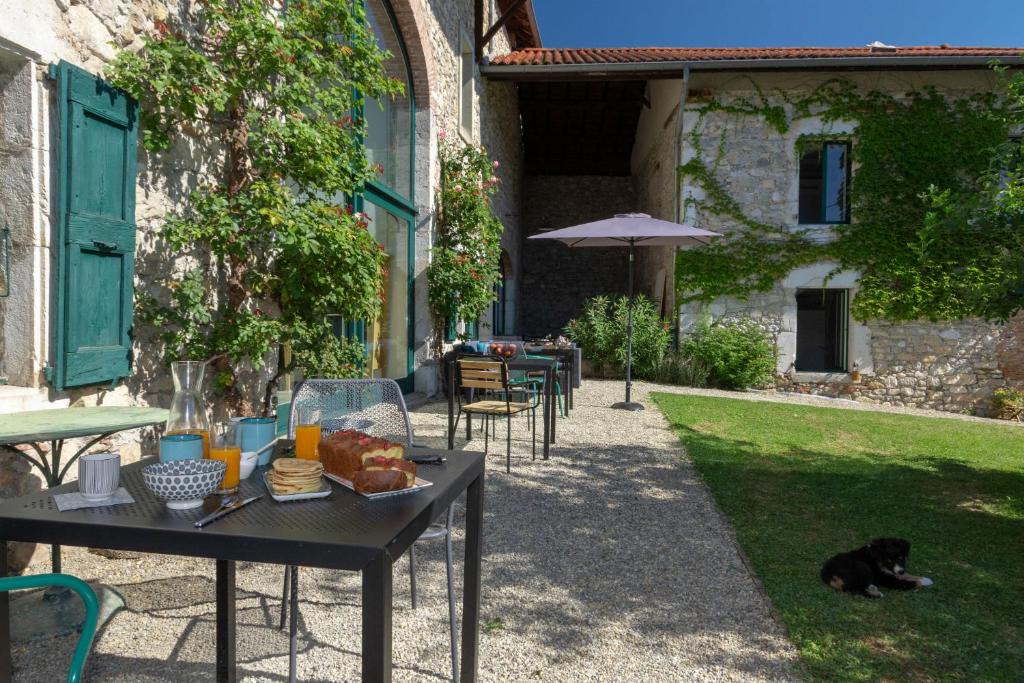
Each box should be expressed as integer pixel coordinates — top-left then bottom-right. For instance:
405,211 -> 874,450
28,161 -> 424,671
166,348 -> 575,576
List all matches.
12,379 -> 801,682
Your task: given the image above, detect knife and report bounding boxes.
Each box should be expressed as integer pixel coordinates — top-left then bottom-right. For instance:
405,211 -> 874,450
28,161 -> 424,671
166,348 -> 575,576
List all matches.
194,495 -> 262,528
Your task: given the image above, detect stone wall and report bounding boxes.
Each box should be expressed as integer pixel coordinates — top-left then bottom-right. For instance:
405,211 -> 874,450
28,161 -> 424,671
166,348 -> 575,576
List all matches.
631,79 -> 683,318
519,175 -> 634,337
409,0 -> 523,392
0,0 -> 525,403
673,69 -> 1018,415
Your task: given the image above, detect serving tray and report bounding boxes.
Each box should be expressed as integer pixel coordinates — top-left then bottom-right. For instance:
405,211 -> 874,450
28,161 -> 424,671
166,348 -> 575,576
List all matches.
263,472 -> 332,502
323,471 -> 433,499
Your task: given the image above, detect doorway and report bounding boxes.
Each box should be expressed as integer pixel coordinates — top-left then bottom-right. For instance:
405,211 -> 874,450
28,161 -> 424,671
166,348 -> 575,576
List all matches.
795,289 -> 848,372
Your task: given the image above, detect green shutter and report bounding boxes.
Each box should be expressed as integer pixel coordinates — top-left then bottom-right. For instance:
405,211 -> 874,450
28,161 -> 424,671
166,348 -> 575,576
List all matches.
49,61 -> 138,390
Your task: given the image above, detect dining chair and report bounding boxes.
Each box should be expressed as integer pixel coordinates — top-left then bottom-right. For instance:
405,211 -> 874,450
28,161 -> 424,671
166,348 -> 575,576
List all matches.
513,343 -> 566,417
279,378 -> 460,683
455,357 -> 536,473
0,573 -> 98,683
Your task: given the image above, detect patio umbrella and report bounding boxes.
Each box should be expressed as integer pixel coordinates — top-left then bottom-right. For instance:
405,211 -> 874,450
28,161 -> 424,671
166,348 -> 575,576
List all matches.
528,213 -> 721,411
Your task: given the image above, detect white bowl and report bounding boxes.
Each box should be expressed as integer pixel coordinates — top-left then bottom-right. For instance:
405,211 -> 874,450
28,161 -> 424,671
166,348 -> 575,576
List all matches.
239,451 -> 258,480
142,459 -> 226,510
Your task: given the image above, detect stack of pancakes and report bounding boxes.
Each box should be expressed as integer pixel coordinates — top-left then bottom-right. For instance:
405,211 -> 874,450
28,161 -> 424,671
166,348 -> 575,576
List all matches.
267,458 -> 323,495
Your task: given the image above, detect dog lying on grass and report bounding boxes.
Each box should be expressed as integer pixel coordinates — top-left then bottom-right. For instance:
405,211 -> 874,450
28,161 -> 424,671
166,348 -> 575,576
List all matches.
821,538 -> 933,598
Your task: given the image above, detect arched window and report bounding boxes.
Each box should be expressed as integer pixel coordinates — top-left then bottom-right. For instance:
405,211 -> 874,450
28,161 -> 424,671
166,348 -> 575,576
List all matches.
365,0 -> 413,202
360,0 -> 416,390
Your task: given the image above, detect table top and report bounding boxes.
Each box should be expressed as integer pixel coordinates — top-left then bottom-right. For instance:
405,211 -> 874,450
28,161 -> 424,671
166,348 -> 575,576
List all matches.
0,406 -> 168,445
0,447 -> 484,571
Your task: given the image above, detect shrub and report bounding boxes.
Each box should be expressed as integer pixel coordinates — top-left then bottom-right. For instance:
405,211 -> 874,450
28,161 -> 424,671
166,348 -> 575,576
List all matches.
651,351 -> 711,387
991,387 -> 1024,421
681,318 -> 777,390
564,295 -> 670,379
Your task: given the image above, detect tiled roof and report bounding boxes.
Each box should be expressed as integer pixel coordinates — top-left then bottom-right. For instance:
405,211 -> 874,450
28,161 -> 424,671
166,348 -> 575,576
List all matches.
496,0 -> 541,50
490,46 -> 1024,67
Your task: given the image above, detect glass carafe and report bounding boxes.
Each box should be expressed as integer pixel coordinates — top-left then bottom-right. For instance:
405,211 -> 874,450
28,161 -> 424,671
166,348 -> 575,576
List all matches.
166,361 -> 211,458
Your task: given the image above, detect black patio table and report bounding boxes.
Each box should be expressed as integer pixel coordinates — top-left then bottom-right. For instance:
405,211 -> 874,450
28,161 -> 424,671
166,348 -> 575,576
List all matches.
445,354 -> 558,458
0,446 -> 485,683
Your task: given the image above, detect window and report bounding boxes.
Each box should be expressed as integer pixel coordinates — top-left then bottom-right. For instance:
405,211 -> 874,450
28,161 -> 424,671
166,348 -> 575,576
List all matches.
459,36 -> 474,139
795,289 -> 848,372
359,0 -> 417,391
798,142 -> 850,224
364,0 -> 412,200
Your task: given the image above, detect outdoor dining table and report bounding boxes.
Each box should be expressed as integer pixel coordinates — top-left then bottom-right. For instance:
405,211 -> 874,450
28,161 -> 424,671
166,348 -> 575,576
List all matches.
445,354 -> 559,458
0,406 -> 168,572
0,445 -> 485,683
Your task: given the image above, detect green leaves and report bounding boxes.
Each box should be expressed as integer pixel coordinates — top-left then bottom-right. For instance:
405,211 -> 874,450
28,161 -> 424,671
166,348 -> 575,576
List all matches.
427,138 -> 504,337
680,318 -> 776,390
563,295 -> 670,379
108,0 -> 402,405
677,74 -> 1022,323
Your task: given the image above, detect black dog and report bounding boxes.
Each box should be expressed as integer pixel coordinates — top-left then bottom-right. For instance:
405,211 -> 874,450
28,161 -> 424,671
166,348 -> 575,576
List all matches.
821,538 -> 933,598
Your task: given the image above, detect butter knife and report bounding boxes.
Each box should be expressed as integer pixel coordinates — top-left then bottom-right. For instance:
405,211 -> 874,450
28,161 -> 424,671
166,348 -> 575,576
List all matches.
194,495 -> 262,528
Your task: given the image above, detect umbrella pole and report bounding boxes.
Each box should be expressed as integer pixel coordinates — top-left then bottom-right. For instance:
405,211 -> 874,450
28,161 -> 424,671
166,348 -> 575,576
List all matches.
612,241 -> 644,411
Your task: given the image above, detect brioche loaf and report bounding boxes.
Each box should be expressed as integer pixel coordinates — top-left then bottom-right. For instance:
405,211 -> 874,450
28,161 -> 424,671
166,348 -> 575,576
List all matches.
319,429 -> 415,493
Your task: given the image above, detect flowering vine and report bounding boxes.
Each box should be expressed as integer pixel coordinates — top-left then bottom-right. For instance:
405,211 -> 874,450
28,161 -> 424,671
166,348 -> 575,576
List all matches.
427,134 -> 504,343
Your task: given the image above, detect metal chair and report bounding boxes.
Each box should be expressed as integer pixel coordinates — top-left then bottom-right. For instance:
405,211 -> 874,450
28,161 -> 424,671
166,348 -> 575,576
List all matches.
454,357 -> 536,474
0,573 -> 98,683
278,378 -> 460,683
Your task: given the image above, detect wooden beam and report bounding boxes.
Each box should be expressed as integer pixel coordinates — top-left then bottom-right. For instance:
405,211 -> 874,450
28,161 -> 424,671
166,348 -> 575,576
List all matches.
477,0 -> 528,62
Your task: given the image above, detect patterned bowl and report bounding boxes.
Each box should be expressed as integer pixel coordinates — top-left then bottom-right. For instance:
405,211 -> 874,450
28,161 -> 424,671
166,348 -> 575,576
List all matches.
142,459 -> 226,510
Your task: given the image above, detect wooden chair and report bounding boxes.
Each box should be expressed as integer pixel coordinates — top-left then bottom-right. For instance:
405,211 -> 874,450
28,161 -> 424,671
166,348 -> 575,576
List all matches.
456,357 -> 536,473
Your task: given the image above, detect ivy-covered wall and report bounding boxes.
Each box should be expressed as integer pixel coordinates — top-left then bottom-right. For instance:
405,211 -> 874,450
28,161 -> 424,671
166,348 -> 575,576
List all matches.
673,69 -> 1020,414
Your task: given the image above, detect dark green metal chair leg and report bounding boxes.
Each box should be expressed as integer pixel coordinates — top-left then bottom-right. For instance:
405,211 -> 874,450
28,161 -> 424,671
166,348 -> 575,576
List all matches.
0,573 -> 99,683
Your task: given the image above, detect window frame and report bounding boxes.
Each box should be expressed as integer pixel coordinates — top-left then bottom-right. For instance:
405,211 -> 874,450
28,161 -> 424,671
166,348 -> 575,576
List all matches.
798,140 -> 851,225
354,0 -> 417,391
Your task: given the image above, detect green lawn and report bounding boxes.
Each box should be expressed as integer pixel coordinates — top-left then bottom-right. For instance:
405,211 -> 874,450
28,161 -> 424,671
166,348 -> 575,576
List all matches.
652,393 -> 1024,683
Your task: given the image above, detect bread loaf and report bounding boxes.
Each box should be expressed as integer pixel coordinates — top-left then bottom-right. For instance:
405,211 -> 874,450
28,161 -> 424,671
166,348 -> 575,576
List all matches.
319,429 -> 415,493
353,469 -> 408,494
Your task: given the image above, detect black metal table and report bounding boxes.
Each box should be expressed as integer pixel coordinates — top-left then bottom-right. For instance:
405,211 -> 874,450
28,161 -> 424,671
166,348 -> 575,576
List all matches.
445,355 -> 558,459
0,447 -> 485,683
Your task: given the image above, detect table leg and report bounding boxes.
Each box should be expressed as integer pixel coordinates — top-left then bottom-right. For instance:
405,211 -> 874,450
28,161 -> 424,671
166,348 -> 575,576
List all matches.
460,473 -> 484,683
362,553 -> 393,683
542,368 -> 550,460
548,367 -> 557,446
216,559 -> 236,683
0,541 -> 10,683
448,360 -> 456,450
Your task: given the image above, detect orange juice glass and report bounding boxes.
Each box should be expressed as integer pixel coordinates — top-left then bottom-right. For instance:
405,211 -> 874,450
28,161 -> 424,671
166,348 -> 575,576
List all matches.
295,423 -> 321,461
209,423 -> 240,492
210,444 -> 241,492
168,428 -> 209,458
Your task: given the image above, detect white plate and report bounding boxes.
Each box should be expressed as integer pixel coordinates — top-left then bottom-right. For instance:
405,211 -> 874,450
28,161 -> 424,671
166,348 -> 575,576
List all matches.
323,471 -> 433,499
263,472 -> 332,502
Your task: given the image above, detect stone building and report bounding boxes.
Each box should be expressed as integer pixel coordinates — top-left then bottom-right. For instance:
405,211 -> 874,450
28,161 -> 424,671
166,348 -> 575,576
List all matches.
486,46 -> 1024,414
0,0 -> 539,415
1,1 -> 1023,441
0,0 -> 537,569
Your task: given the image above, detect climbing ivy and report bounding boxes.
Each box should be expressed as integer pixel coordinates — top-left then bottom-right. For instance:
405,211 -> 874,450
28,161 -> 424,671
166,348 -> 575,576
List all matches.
676,74 -> 1022,322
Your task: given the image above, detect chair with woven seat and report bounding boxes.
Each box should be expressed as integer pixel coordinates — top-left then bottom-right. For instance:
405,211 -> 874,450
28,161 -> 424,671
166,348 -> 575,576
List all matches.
455,357 -> 536,473
0,573 -> 98,683
278,378 -> 460,683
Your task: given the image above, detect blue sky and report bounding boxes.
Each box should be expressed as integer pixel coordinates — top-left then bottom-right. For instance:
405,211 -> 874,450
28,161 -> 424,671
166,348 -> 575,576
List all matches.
532,0 -> 1024,49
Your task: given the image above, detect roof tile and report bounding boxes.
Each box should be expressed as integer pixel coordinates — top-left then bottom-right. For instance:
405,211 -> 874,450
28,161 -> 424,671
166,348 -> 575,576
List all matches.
490,46 -> 1024,67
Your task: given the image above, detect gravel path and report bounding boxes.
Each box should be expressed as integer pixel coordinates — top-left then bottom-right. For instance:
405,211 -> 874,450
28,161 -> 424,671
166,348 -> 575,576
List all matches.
12,379 -> 800,682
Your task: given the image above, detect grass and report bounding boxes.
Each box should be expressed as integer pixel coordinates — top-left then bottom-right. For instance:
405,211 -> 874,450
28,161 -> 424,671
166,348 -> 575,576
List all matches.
651,393 -> 1024,683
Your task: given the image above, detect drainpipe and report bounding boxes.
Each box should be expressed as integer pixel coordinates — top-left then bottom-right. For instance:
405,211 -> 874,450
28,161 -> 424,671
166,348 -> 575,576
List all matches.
672,66 -> 690,350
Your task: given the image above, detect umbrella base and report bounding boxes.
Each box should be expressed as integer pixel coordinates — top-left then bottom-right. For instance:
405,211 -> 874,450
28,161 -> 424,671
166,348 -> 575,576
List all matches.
611,401 -> 645,411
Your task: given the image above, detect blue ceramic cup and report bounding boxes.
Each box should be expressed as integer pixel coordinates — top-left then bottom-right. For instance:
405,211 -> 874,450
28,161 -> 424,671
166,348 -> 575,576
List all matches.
159,433 -> 204,463
475,340 -> 490,354
239,417 -> 276,465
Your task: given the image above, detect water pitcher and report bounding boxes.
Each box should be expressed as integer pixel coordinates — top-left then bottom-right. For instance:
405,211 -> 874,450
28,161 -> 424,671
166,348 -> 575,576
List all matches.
166,361 -> 211,457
